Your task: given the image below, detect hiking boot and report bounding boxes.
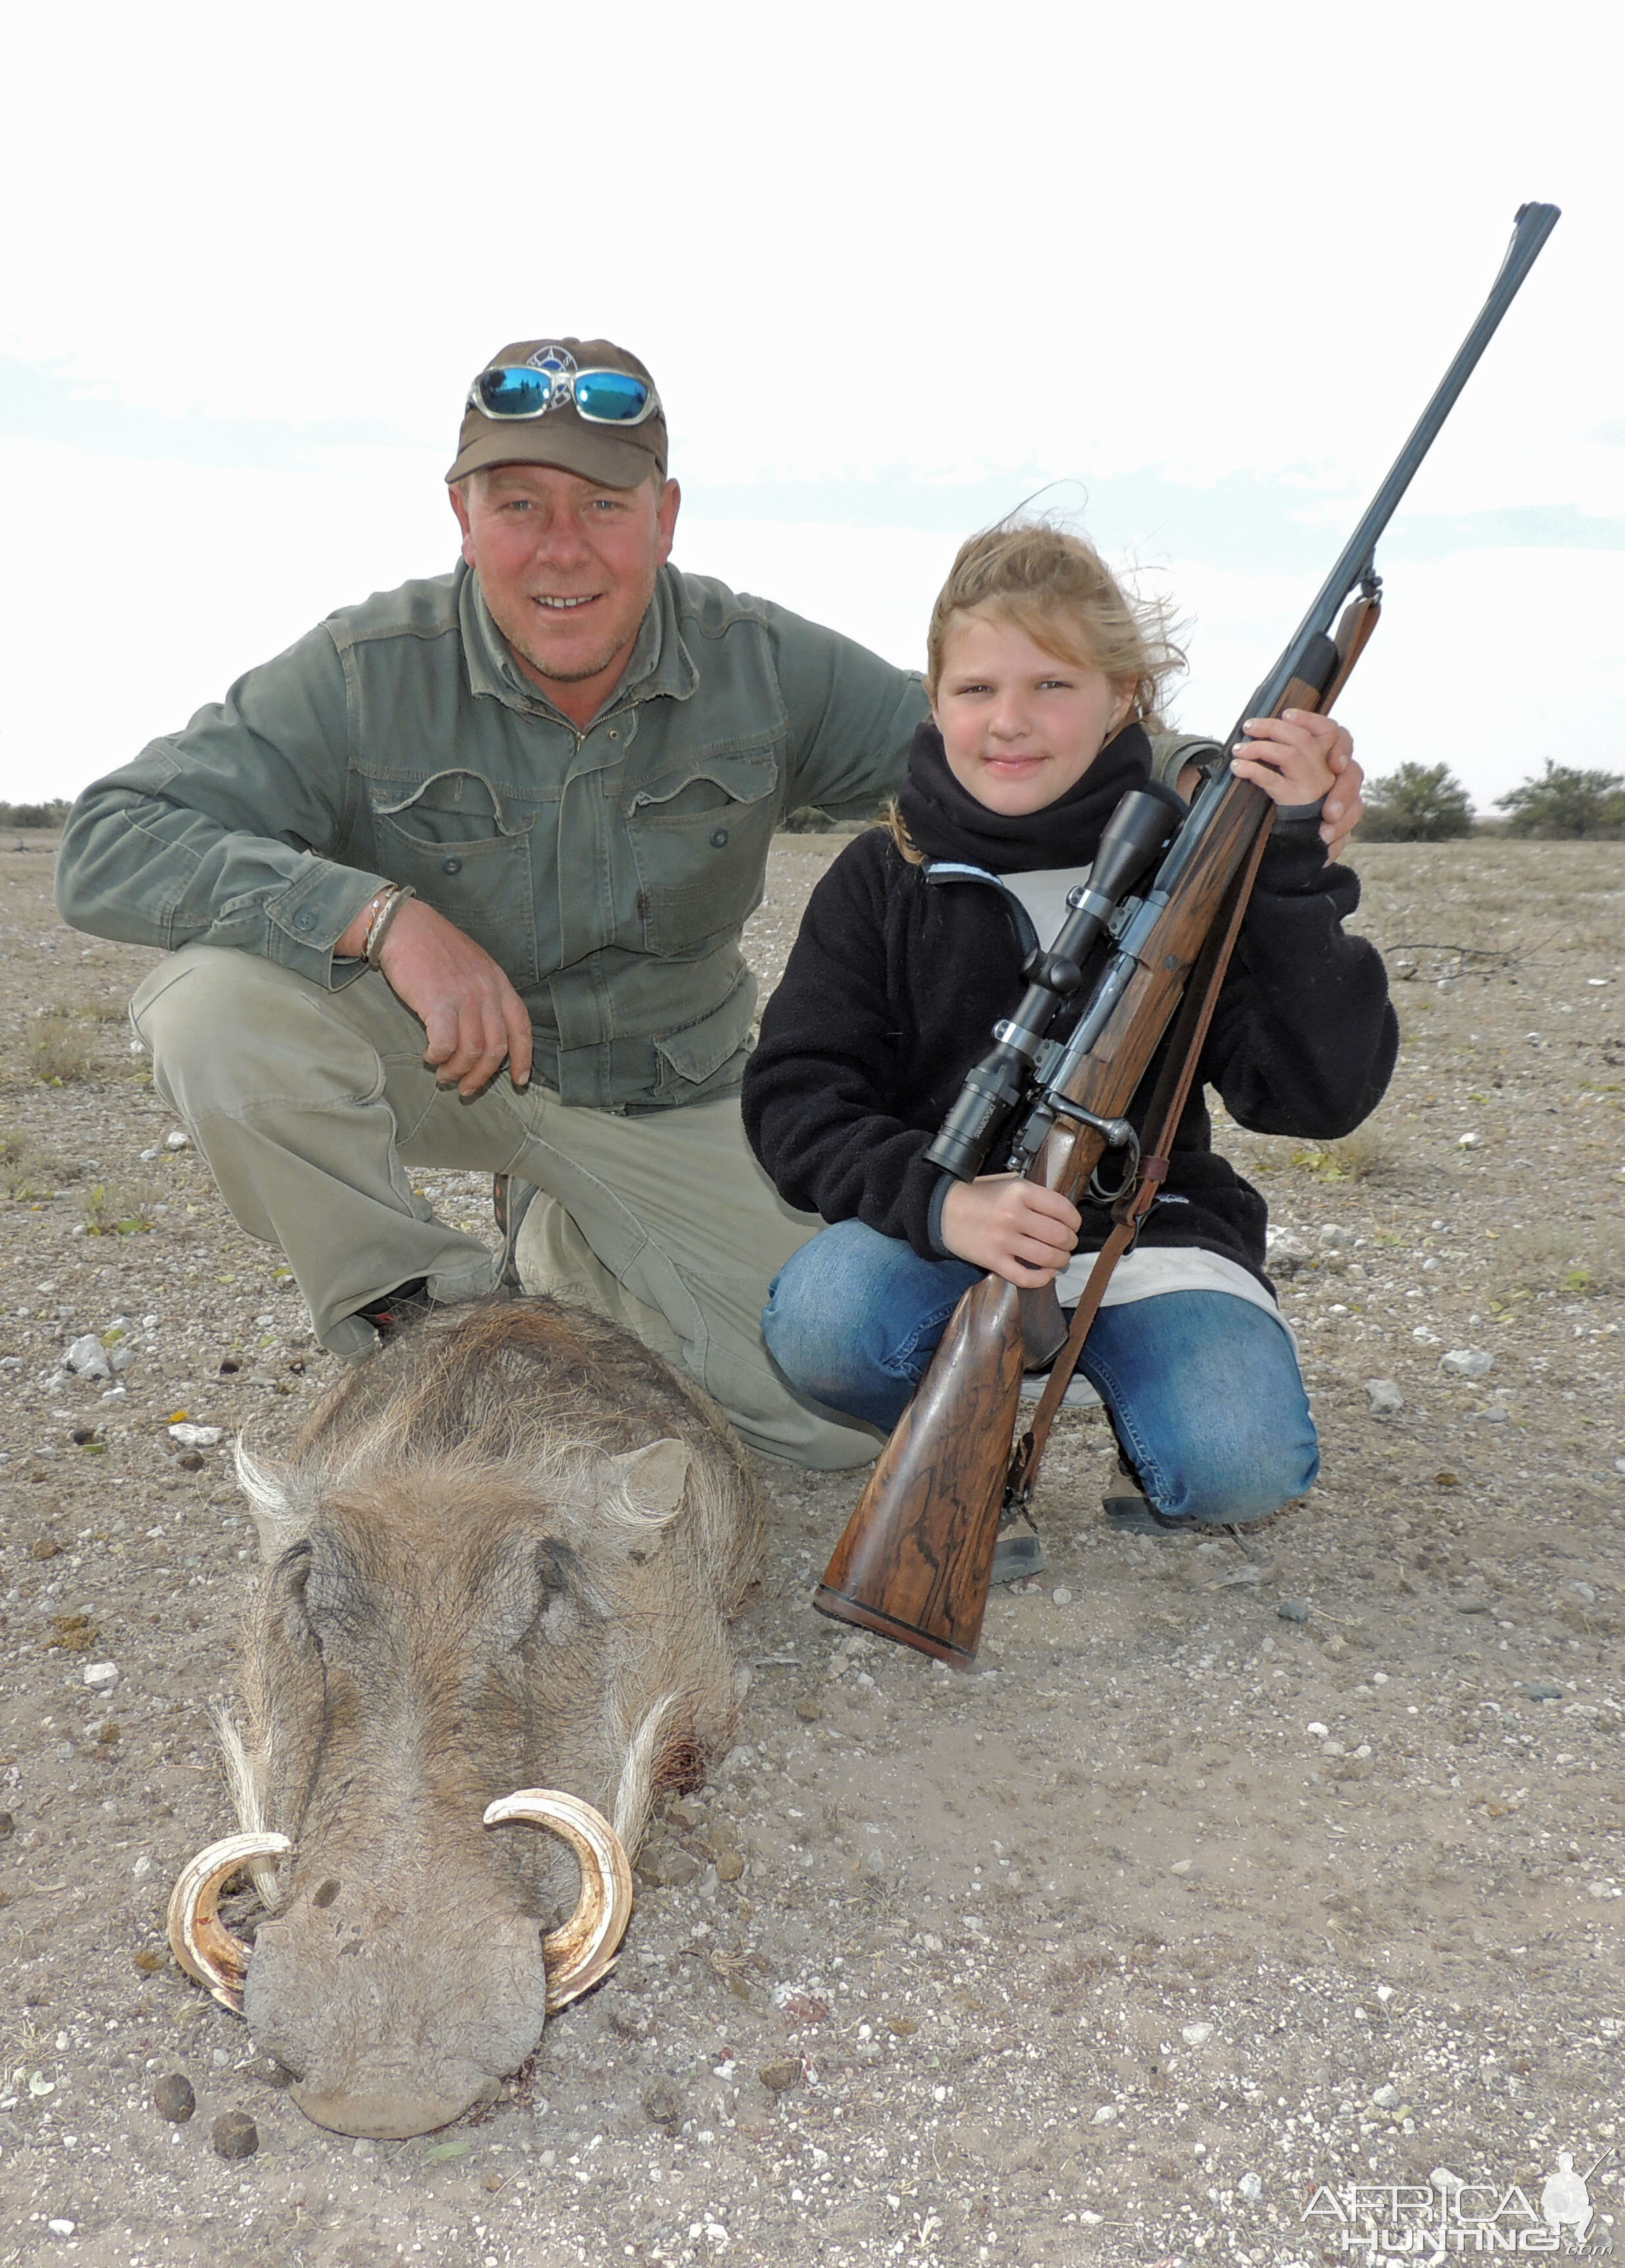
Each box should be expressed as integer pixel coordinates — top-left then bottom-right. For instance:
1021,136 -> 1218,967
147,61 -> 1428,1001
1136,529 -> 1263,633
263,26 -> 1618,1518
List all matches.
355,1278 -> 435,1343
1103,1487 -> 1187,1537
1103,1456 -> 1188,1536
990,1508 -> 1046,1585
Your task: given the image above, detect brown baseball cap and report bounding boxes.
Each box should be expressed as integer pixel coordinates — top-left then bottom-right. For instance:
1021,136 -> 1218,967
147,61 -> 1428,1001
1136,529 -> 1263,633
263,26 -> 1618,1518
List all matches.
445,337 -> 667,489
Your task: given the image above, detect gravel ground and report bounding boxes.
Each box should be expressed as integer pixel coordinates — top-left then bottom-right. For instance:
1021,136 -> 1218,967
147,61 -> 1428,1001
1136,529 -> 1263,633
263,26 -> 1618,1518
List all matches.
1,827 -> 1621,2267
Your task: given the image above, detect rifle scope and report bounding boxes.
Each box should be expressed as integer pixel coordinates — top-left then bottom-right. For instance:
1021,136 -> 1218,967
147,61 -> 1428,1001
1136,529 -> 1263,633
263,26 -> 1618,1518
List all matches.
926,785 -> 1183,1181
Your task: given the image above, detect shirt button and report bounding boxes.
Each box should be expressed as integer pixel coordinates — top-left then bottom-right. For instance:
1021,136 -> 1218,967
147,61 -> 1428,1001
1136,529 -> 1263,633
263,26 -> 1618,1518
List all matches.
293,910 -> 315,931
709,828 -> 730,849
441,856 -> 463,875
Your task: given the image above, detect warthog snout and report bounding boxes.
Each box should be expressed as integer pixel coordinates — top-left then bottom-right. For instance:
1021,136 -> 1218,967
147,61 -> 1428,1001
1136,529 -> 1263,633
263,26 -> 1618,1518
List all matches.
172,1788 -> 633,2136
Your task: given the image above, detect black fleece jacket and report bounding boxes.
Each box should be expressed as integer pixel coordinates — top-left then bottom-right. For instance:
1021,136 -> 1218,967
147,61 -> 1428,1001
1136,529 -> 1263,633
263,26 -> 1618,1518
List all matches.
742,739 -> 1399,1290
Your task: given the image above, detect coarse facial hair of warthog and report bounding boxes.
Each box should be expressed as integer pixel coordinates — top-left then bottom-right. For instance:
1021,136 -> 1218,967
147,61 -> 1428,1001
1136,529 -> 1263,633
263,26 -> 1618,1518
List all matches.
214,1300 -> 766,2138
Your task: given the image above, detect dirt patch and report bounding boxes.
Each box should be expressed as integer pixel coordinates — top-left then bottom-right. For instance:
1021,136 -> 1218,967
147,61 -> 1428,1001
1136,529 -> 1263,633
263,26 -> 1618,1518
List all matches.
1,829 -> 1621,2265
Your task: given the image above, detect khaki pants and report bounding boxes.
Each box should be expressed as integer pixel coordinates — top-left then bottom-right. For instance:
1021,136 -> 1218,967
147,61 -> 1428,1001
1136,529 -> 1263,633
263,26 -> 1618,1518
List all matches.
131,946 -> 878,1470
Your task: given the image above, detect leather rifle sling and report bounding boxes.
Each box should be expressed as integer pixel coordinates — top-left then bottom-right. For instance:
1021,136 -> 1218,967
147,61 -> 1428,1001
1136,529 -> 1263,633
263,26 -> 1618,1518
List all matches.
1006,814 -> 1276,1508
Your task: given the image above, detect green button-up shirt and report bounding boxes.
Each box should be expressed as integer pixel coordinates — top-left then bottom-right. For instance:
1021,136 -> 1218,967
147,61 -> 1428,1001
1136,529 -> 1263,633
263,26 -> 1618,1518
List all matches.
57,561 -> 926,1109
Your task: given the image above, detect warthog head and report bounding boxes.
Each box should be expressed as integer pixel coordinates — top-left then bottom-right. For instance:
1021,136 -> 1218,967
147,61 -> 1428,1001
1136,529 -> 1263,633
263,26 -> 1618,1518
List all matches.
168,1301 -> 764,2138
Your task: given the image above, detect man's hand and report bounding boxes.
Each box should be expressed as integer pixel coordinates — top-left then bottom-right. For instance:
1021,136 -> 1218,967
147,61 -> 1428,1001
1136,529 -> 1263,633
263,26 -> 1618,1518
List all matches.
344,897 -> 532,1097
940,1173 -> 1080,1287
1234,710 -> 1364,861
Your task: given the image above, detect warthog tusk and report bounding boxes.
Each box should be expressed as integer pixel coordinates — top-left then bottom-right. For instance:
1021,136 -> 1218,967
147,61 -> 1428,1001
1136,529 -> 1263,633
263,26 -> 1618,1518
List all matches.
167,1830 -> 293,2015
483,1790 -> 634,2011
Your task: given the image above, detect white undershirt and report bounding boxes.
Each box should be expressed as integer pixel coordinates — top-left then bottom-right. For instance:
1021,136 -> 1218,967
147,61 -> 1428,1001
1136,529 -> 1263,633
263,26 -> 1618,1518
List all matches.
999,865 -> 1284,1324
1001,865 -> 1086,958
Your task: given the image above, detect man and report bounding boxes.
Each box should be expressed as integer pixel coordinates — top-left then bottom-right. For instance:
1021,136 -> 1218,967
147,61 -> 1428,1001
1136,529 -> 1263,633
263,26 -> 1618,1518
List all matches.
56,336 -> 1364,1469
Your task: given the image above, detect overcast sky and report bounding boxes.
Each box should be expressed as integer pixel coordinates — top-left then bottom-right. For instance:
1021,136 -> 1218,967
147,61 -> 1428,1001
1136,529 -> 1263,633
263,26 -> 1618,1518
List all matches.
2,0 -> 1619,810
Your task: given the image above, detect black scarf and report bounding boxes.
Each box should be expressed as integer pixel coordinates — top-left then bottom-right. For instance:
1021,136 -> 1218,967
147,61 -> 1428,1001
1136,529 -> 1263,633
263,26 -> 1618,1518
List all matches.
896,719 -> 1157,874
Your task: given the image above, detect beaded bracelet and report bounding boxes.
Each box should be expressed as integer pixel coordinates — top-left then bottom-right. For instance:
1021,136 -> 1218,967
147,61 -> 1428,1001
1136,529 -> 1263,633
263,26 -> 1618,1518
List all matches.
364,883 -> 416,967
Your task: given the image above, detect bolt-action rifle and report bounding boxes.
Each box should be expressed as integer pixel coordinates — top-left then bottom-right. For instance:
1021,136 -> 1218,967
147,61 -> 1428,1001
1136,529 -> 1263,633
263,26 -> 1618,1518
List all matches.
814,202 -> 1561,1669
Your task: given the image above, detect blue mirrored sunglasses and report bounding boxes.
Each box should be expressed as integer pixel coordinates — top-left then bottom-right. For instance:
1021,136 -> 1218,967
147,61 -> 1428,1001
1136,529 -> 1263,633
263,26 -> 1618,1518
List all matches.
469,365 -> 658,428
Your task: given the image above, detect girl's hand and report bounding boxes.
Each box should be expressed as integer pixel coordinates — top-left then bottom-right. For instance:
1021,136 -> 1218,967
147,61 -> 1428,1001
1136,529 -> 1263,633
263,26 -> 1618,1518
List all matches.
1232,708 -> 1341,803
1234,710 -> 1364,858
940,1173 -> 1080,1286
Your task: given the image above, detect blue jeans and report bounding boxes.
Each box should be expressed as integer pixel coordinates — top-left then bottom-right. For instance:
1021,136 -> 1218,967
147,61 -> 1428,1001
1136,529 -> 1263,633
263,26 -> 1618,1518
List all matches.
762,1218 -> 1318,1526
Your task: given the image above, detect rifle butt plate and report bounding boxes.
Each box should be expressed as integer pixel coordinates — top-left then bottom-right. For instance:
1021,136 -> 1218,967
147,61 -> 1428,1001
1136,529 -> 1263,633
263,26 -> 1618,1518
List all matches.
811,1583 -> 980,1672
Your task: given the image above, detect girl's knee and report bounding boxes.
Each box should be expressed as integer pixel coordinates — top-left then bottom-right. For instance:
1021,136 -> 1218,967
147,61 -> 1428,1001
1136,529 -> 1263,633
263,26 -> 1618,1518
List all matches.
1164,1432 -> 1319,1525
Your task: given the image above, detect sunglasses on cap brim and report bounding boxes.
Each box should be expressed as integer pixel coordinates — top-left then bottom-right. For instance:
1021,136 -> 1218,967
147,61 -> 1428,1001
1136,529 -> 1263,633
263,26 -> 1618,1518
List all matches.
468,365 -> 659,428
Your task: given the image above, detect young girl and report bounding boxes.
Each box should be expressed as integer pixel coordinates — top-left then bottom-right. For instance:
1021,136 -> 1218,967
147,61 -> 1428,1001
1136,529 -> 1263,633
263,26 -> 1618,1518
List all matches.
741,519 -> 1397,1538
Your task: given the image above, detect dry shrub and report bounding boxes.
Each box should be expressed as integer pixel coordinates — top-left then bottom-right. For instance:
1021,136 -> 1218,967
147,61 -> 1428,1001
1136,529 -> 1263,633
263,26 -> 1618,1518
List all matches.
1490,1220 -> 1625,1300
80,1179 -> 159,1237
0,1127 -> 51,1198
28,1012 -> 95,1085
1289,1123 -> 1401,1184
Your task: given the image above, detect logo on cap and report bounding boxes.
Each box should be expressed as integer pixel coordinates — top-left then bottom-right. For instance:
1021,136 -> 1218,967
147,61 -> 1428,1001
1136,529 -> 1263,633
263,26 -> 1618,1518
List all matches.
524,345 -> 577,378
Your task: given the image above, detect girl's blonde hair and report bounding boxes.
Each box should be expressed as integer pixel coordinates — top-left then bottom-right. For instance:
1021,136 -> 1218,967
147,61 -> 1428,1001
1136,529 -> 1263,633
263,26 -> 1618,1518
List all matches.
923,514 -> 1186,726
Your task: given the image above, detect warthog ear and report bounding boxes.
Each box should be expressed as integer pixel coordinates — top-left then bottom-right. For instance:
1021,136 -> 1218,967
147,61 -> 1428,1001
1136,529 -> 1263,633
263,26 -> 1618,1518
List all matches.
234,1444 -> 307,1565
609,1438 -> 691,1524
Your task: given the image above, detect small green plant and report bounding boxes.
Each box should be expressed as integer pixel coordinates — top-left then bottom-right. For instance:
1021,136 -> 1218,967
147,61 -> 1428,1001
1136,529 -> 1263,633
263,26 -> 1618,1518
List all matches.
28,1014 -> 95,1085
1290,1146 -> 1349,1182
80,1180 -> 158,1236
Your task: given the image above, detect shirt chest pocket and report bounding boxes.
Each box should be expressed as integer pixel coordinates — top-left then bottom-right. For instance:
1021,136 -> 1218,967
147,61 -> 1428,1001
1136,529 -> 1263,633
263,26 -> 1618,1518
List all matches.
626,749 -> 779,954
367,769 -> 539,985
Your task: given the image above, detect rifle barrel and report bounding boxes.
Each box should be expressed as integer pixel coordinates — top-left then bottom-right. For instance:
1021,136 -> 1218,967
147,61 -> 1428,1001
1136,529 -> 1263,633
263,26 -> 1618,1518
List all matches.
1245,201 -> 1560,727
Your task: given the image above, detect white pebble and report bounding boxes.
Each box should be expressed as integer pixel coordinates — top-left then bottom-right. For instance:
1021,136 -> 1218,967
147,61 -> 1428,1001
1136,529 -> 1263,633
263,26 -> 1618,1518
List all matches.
168,1422 -> 224,1448
164,1128 -> 191,1150
1051,1586 -> 1072,1606
49,2221 -> 76,2237
1238,2172 -> 1263,2203
1305,1721 -> 1330,1739
82,1661 -> 119,1689
1092,2104 -> 1118,2123
1440,1348 -> 1493,1379
1182,2022 -> 1214,2046
64,1333 -> 112,1381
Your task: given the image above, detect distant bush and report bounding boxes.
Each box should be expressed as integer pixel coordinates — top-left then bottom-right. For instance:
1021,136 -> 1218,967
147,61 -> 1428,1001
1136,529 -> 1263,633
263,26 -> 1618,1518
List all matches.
1359,762 -> 1474,841
1495,761 -> 1625,839
0,799 -> 70,829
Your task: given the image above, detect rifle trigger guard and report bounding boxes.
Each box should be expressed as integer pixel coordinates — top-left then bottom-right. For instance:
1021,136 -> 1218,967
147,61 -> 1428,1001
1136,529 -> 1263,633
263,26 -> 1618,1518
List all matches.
1050,1101 -> 1141,1203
